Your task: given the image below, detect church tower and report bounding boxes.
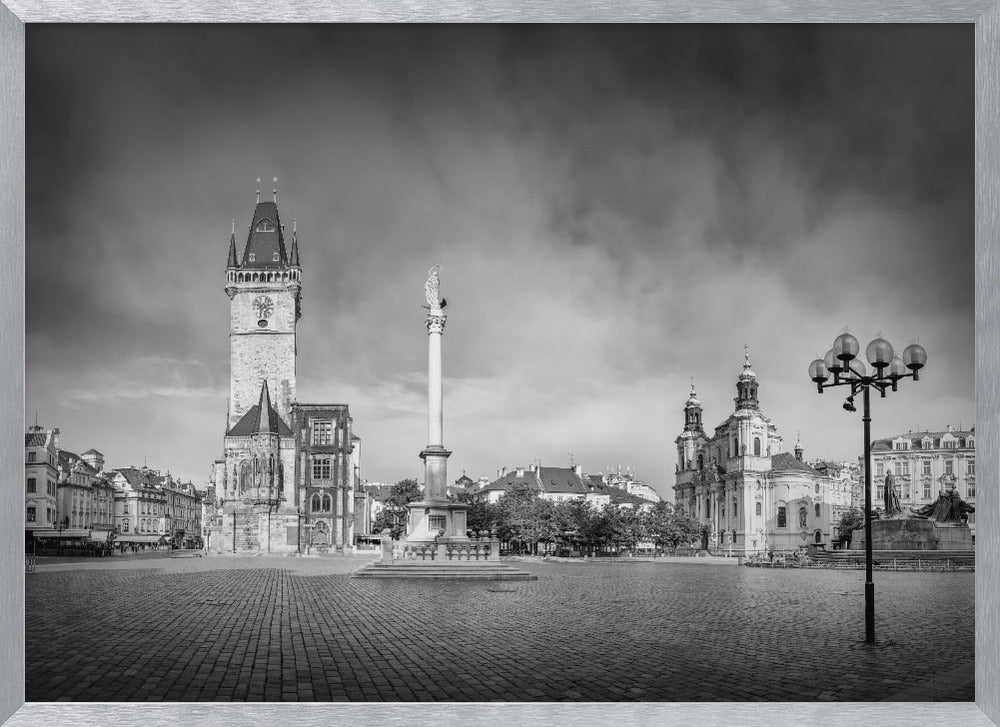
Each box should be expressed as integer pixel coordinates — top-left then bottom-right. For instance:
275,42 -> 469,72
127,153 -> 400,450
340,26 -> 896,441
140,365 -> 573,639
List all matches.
224,180 -> 302,430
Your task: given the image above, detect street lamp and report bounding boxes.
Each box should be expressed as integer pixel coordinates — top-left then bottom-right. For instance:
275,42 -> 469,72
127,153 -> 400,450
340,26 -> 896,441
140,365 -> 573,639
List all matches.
808,333 -> 926,644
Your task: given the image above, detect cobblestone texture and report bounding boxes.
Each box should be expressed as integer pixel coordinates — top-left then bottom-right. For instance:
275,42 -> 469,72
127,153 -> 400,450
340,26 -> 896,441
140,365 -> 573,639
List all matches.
25,554 -> 974,702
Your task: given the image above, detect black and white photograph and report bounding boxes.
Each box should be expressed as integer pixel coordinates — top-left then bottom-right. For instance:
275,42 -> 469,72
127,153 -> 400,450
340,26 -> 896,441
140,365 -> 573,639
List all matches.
21,23 -> 976,703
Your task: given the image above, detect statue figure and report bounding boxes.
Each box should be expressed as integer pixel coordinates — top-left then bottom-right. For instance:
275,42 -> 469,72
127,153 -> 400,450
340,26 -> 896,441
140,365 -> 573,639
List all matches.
883,472 -> 902,517
910,486 -> 975,524
424,265 -> 447,310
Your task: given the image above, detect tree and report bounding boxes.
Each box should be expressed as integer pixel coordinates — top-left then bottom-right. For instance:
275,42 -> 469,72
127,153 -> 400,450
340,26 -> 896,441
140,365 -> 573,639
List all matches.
452,490 -> 495,534
372,478 -> 422,540
835,507 -> 865,547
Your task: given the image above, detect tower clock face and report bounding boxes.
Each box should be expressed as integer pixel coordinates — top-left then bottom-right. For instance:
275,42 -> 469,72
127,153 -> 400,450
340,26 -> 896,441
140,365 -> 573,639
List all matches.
252,296 -> 274,327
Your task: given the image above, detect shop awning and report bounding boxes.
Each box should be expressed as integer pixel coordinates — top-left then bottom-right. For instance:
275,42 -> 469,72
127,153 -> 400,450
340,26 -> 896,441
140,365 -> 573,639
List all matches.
116,535 -> 169,544
33,529 -> 92,539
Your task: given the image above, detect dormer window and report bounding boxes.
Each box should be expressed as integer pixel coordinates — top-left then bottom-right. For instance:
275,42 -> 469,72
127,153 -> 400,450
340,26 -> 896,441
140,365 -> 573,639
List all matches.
256,219 -> 275,233
272,252 -> 280,262
248,253 -> 256,262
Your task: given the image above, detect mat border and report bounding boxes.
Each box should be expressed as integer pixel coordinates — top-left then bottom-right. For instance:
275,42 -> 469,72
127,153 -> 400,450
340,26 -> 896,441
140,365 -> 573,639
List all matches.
1,4 -> 997,726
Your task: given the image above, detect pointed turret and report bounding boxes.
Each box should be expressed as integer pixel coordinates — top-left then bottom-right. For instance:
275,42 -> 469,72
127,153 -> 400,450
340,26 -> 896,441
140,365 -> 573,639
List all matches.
227,219 -> 239,268
289,218 -> 300,267
241,199 -> 288,269
683,376 -> 704,432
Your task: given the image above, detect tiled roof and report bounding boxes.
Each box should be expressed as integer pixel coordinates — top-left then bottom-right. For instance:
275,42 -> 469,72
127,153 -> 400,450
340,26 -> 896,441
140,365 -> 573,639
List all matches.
537,466 -> 590,494
25,432 -> 47,447
81,448 -> 102,456
602,485 -> 649,507
770,452 -> 820,474
240,200 -> 288,270
873,429 -> 975,449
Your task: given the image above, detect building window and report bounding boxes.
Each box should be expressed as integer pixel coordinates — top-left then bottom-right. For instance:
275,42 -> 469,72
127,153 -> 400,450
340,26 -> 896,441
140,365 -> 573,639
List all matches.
123,521 -> 129,532
428,515 -> 447,531
876,462 -> 884,477
945,459 -> 954,475
753,437 -> 761,456
814,504 -> 821,518
968,460 -> 975,475
755,502 -> 762,516
256,219 -> 275,233
923,481 -> 931,499
26,477 -> 36,493
894,461 -> 902,476
26,507 -> 36,522
923,460 -> 931,476
272,252 -> 280,261
312,457 -> 332,481
248,253 -> 256,262
28,451 -> 36,462
902,461 -> 909,477
777,506 -> 786,528
968,481 -> 976,498
312,420 -> 333,445
123,503 -> 129,514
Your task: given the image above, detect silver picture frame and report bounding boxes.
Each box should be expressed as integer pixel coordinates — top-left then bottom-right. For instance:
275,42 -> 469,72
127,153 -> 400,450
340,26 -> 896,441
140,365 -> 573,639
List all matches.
1,3 -> 997,726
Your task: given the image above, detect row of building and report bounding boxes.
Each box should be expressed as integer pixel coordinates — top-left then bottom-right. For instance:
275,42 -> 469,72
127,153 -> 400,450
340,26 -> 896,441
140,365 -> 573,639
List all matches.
24,424 -> 205,551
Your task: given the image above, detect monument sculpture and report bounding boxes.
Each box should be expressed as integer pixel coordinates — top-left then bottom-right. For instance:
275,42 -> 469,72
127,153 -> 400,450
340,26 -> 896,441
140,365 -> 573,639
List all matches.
404,265 -> 469,544
853,478 -> 975,552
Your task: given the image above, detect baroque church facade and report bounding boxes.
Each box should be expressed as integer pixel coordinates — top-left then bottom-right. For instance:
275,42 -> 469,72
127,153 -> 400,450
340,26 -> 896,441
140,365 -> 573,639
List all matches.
673,350 -> 850,555
206,188 -> 359,555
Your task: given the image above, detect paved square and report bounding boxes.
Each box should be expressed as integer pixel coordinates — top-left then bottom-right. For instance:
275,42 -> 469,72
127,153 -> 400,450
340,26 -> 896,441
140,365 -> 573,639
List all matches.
25,554 -> 974,701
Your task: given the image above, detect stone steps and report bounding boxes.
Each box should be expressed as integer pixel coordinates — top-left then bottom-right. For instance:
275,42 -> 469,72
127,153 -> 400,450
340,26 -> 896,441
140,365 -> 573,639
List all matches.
351,561 -> 537,580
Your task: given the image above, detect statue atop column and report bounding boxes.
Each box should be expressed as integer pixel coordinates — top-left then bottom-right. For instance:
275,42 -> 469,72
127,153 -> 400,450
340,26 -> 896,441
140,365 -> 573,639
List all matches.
424,265 -> 447,311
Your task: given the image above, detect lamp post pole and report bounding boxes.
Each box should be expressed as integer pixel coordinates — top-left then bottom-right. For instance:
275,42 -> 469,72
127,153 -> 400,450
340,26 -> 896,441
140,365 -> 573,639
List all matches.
862,385 -> 874,644
809,333 -> 926,645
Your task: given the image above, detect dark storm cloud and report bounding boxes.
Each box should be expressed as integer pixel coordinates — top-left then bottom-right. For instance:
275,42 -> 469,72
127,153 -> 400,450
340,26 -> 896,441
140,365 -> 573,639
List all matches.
26,25 -> 973,492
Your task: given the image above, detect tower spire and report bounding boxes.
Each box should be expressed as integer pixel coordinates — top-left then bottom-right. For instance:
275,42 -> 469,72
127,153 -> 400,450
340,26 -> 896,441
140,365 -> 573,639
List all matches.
273,177 -> 278,204
256,178 -> 261,204
289,217 -> 300,266
254,379 -> 278,434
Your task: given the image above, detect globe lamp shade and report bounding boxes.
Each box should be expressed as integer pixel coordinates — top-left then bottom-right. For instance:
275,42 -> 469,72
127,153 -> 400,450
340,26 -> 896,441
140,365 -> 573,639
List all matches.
902,343 -> 927,371
809,359 -> 829,383
833,333 -> 860,362
865,338 -> 894,369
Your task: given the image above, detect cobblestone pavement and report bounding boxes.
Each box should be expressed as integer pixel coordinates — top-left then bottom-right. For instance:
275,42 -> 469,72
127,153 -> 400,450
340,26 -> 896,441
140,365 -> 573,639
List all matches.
25,554 -> 974,702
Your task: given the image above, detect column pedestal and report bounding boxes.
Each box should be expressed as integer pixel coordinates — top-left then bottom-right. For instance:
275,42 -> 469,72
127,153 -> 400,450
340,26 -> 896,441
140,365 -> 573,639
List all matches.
405,446 -> 469,543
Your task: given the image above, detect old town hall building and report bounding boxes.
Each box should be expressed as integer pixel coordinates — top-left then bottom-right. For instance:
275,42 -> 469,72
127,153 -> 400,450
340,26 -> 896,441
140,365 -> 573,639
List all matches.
206,187 -> 360,555
673,349 -> 851,555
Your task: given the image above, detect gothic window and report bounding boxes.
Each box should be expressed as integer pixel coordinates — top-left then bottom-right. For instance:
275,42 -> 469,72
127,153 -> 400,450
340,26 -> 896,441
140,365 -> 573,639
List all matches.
310,493 -> 321,512
256,219 -> 275,233
753,437 -> 761,456
755,502 -> 762,516
814,504 -> 821,518
239,461 -> 250,493
777,506 -> 786,528
322,494 -> 333,512
799,507 -> 807,528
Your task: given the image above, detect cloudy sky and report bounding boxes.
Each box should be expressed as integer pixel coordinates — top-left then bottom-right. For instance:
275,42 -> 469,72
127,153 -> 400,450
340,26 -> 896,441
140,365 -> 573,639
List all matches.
26,25 -> 974,497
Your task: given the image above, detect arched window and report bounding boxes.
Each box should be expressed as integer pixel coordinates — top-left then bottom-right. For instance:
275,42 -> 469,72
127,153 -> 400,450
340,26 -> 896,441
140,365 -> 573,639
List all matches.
697,454 -> 703,470
815,530 -> 823,544
732,498 -> 738,518
256,219 -> 275,233
777,506 -> 786,527
239,461 -> 250,493
753,437 -> 761,456
814,503 -> 821,518
311,493 -> 321,512
755,501 -> 762,516
322,494 -> 333,512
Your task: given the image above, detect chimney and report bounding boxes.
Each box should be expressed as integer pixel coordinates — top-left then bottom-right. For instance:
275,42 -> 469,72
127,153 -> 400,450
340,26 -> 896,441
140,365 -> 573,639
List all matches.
574,464 -> 583,477
498,466 -> 507,478
516,467 -> 525,477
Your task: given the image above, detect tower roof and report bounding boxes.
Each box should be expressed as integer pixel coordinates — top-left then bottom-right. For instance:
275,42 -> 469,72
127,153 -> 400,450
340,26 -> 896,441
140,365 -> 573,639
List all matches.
240,200 -> 288,269
685,377 -> 701,408
738,343 -> 757,381
226,380 -> 293,437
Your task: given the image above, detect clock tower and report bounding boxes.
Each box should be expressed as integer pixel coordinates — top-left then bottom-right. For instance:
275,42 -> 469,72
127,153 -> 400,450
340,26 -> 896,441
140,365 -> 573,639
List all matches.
224,188 -> 302,430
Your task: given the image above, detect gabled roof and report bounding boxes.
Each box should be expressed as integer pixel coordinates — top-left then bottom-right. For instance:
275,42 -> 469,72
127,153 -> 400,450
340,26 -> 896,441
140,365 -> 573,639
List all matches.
240,200 -> 288,270
601,485 -> 650,507
872,429 -> 975,450
227,380 -> 293,436
81,448 -> 103,457
770,452 -> 820,475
